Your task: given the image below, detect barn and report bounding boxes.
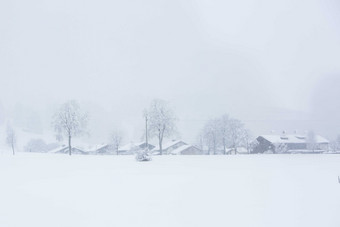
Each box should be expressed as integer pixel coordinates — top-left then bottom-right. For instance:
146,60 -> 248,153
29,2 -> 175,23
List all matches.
255,134 -> 329,153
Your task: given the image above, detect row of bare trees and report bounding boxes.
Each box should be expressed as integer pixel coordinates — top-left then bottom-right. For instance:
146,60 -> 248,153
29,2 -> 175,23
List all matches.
197,114 -> 254,155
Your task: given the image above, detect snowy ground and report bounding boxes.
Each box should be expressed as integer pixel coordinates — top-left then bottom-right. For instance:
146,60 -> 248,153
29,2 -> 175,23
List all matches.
0,153 -> 339,227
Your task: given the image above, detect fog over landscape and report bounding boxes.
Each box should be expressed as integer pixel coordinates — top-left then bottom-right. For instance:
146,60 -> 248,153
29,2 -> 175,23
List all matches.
2,1 -> 340,227
1,0 -> 340,144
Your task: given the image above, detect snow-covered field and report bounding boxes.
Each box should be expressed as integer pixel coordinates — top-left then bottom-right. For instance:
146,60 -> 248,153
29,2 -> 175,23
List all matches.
0,153 -> 339,227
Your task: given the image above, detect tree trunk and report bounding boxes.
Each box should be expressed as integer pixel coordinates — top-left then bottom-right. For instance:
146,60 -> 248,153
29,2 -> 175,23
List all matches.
223,139 -> 226,155
158,131 -> 163,155
145,117 -> 148,149
11,142 -> 15,155
159,139 -> 163,155
68,135 -> 72,156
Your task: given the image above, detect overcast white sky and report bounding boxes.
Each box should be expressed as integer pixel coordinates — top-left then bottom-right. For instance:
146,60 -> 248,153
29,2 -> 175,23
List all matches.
1,0 -> 340,144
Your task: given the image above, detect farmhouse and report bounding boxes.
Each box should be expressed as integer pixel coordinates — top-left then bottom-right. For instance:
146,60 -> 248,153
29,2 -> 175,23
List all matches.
255,134 -> 329,153
49,145 -> 88,154
152,140 -> 187,155
170,145 -> 203,155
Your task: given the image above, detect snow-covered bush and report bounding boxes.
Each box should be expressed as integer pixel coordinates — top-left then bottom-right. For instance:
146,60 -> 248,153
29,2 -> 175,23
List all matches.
135,149 -> 152,162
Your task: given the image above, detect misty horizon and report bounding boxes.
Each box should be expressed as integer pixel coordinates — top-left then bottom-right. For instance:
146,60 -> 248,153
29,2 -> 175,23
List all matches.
1,0 -> 340,145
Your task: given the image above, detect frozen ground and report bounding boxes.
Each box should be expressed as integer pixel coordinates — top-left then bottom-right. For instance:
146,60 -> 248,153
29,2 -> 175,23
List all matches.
0,153 -> 339,227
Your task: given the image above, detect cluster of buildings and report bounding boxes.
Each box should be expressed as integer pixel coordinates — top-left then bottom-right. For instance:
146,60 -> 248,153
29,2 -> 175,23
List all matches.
49,140 -> 204,155
48,133 -> 332,155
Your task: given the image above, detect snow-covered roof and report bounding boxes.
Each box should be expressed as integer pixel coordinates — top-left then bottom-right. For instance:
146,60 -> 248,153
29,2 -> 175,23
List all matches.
119,142 -> 150,151
152,140 -> 187,151
87,143 -> 109,151
48,145 -> 68,153
48,145 -> 88,153
170,144 -> 192,155
259,134 -> 329,144
72,146 -> 87,151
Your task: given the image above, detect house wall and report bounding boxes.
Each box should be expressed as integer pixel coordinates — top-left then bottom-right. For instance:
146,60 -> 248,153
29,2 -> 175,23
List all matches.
286,143 -> 306,150
118,150 -> 134,155
96,145 -> 113,154
181,146 -> 203,155
72,148 -> 87,155
139,143 -> 155,150
254,137 -> 273,153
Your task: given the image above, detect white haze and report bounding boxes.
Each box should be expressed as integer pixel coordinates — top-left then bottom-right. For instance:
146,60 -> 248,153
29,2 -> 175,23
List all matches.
1,0 -> 340,144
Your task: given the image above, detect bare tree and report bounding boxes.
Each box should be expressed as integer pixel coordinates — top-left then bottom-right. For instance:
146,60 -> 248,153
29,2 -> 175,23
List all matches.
143,109 -> 149,148
110,130 -> 123,155
203,118 -> 221,155
240,129 -> 253,154
228,118 -> 246,154
329,140 -> 338,153
52,100 -> 88,155
199,114 -> 249,155
147,99 -> 176,155
195,132 -> 205,152
335,135 -> 340,152
331,135 -> 340,152
306,130 -> 317,152
6,123 -> 16,155
218,115 -> 230,155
